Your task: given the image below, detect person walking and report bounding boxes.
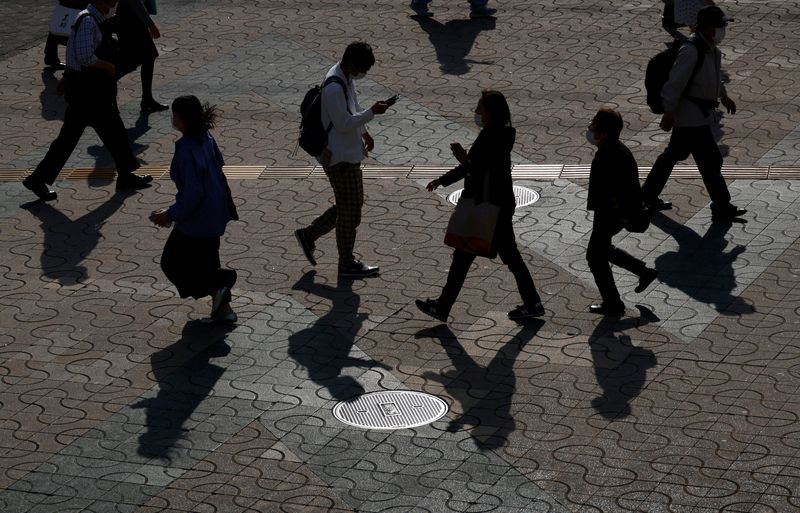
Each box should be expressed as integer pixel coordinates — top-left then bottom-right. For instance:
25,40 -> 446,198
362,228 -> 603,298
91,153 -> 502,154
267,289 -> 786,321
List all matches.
116,0 -> 168,113
409,0 -> 497,18
585,108 -> 659,316
294,42 -> 392,278
150,96 -> 238,324
416,90 -> 544,322
642,5 -> 746,223
45,0 -> 90,69
23,0 -> 152,202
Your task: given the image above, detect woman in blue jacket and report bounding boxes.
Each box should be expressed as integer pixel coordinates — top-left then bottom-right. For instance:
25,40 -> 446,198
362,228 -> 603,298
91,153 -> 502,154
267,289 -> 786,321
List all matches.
416,90 -> 543,322
150,95 -> 238,323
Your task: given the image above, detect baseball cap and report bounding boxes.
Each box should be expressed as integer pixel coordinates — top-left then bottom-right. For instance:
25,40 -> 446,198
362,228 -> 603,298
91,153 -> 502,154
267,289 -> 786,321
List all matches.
697,5 -> 734,28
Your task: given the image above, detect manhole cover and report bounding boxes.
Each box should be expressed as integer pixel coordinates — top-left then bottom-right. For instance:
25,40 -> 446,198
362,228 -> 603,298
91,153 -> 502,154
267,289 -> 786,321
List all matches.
447,186 -> 540,208
333,391 -> 449,430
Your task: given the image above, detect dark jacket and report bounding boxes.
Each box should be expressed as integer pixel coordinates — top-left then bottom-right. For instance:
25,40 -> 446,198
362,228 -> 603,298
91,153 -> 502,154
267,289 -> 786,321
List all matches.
438,125 -> 517,217
587,139 -> 642,214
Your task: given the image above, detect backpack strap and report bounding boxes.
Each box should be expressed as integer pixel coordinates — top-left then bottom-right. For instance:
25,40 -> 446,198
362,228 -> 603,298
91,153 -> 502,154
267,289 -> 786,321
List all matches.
321,75 -> 352,135
72,11 -> 102,33
681,39 -> 720,116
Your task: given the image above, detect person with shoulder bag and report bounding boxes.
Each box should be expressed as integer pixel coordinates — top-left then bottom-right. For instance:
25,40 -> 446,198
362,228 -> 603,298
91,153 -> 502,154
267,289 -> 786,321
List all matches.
45,0 -> 90,69
416,90 -> 544,323
585,108 -> 659,316
150,96 -> 239,324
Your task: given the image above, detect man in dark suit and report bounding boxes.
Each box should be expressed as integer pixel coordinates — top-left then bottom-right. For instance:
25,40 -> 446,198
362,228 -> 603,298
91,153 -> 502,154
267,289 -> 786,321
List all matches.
585,108 -> 658,315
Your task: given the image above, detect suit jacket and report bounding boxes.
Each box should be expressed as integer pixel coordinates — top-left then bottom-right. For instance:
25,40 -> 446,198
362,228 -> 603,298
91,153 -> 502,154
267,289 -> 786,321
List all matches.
587,139 -> 642,215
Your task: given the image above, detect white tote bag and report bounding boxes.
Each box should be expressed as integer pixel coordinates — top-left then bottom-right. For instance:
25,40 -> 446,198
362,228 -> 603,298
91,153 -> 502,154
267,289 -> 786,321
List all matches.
49,5 -> 81,37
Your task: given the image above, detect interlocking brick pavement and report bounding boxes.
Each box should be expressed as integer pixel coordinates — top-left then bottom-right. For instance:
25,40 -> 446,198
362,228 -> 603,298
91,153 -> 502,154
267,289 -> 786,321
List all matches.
2,1 -> 800,513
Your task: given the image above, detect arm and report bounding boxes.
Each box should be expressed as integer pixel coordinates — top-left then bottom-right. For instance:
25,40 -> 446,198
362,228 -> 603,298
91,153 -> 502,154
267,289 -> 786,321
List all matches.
166,146 -> 205,222
126,0 -> 156,28
321,83 -> 374,134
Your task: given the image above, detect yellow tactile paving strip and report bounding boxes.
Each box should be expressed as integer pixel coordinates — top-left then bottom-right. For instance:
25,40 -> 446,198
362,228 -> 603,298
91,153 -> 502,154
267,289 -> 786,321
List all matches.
1,164 -> 799,181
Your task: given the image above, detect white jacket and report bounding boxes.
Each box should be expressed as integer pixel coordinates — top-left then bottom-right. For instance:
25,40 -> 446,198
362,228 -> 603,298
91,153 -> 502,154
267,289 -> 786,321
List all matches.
318,63 -> 374,166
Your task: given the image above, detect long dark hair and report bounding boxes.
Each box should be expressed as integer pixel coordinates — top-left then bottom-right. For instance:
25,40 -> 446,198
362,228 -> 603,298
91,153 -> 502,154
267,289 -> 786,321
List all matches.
480,90 -> 512,127
172,95 -> 218,141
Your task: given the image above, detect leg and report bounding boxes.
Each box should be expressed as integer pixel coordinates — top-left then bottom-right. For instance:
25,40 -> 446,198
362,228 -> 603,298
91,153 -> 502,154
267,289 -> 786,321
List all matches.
326,163 -> 363,266
690,126 -> 731,207
44,34 -> 66,66
438,249 -> 476,314
32,104 -> 89,184
305,205 -> 337,244
140,56 -> 156,104
642,127 -> 693,203
88,105 -> 140,176
495,222 -> 541,306
586,214 -> 624,305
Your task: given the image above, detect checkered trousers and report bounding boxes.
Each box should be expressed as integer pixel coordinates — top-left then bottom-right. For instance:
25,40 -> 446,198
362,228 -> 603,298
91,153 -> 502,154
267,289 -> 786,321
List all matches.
304,162 -> 364,266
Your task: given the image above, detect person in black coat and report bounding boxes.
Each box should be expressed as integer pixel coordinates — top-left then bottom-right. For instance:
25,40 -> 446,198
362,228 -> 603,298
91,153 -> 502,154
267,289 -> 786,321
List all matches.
416,90 -> 544,322
585,108 -> 659,315
116,0 -> 167,112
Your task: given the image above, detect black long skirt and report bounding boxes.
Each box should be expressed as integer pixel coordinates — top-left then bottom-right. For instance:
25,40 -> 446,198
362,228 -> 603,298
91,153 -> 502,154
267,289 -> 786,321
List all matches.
161,228 -> 232,299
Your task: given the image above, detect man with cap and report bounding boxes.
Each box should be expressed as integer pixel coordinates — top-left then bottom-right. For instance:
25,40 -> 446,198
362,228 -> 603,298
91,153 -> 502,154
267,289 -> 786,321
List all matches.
642,5 -> 746,223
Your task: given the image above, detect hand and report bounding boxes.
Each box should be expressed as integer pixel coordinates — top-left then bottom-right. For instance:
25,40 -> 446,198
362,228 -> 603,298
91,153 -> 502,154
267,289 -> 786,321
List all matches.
149,25 -> 161,39
149,209 -> 171,227
371,101 -> 389,115
450,142 -> 467,164
426,178 -> 441,191
56,77 -> 66,96
721,96 -> 737,115
362,132 -> 375,152
659,112 -> 674,132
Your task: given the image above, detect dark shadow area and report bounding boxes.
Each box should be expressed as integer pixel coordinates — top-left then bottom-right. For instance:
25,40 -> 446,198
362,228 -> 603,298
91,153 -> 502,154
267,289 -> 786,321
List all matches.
288,271 -> 390,402
589,307 -> 658,419
21,190 -> 136,285
87,111 -> 151,181
651,212 -> 753,315
40,69 -> 66,121
132,320 -> 234,458
413,16 -> 496,75
417,320 -> 544,450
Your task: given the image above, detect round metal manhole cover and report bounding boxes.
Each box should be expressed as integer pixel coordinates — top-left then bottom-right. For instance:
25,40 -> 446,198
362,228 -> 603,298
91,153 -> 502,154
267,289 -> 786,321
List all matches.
333,391 -> 449,430
447,186 -> 540,208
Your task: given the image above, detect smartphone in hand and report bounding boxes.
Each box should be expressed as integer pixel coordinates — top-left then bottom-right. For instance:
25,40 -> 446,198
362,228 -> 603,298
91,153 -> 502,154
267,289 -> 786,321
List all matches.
385,95 -> 399,105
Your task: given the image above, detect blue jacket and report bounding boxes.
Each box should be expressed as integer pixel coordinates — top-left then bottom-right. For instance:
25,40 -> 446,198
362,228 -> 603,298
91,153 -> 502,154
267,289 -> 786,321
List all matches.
166,132 -> 230,237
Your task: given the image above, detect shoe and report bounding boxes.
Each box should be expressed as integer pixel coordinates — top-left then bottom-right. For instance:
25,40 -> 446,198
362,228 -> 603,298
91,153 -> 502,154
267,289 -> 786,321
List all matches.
416,299 -> 448,322
508,303 -> 545,321
338,261 -> 379,277
470,6 -> 497,18
45,61 -> 66,70
23,176 -> 57,201
140,100 -> 169,113
200,311 -> 238,324
294,229 -> 316,266
211,270 -> 237,317
115,174 -> 153,191
646,198 -> 672,212
635,268 -> 659,293
711,204 -> 747,222
409,1 -> 433,16
589,302 -> 625,316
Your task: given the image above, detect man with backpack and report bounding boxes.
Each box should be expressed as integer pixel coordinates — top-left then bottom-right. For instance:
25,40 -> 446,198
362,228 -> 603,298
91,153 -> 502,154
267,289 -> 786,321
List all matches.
643,5 -> 746,223
294,42 -> 392,277
24,0 -> 153,201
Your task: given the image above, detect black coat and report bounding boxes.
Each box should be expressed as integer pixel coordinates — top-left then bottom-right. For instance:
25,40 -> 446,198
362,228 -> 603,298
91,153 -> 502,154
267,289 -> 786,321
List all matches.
587,139 -> 642,215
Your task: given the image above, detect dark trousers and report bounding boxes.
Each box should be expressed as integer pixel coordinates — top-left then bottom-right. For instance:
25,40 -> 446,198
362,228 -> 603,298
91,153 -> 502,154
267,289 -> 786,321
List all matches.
161,228 -> 235,299
44,34 -> 67,64
31,102 -> 139,184
438,220 -> 540,313
586,212 -> 647,305
643,125 -> 731,207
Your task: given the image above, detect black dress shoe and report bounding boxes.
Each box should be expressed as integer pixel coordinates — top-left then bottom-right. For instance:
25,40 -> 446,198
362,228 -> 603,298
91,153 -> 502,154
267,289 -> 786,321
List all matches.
711,204 -> 747,222
589,302 -> 625,316
646,198 -> 672,211
45,61 -> 66,70
635,268 -> 659,293
416,298 -> 448,322
294,229 -> 317,266
140,100 -> 169,113
23,176 -> 57,201
116,174 -> 153,191
338,261 -> 379,277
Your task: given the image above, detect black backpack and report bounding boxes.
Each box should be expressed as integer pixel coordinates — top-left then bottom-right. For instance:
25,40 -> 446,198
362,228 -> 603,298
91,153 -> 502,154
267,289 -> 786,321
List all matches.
645,39 -> 705,114
298,76 -> 348,157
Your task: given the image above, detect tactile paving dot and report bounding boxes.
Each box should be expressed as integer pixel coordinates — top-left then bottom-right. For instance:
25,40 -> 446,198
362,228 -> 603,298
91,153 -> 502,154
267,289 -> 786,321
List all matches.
448,186 -> 540,208
333,391 -> 449,430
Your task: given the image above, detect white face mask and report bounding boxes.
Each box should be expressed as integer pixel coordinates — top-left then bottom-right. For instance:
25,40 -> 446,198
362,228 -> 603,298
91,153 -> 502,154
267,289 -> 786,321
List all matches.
714,26 -> 726,44
352,72 -> 366,81
474,114 -> 484,128
585,129 -> 598,145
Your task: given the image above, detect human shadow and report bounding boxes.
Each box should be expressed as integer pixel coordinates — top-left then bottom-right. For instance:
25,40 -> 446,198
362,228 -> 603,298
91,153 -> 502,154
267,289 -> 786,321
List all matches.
413,16 -> 496,75
40,69 -> 66,121
288,271 -> 390,402
417,320 -> 544,450
651,212 -> 753,315
132,320 -> 234,458
86,111 -> 151,181
21,190 -> 135,285
589,308 -> 658,420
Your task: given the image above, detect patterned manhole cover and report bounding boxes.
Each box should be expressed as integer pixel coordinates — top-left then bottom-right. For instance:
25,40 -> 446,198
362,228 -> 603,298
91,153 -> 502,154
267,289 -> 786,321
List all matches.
447,186 -> 540,208
333,391 -> 449,430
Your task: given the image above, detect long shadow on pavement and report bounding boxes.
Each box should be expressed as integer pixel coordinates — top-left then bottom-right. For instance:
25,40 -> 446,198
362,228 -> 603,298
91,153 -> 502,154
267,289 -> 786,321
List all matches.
132,320 -> 235,458
416,320 -> 544,451
289,271 -> 390,402
413,16 -> 496,75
